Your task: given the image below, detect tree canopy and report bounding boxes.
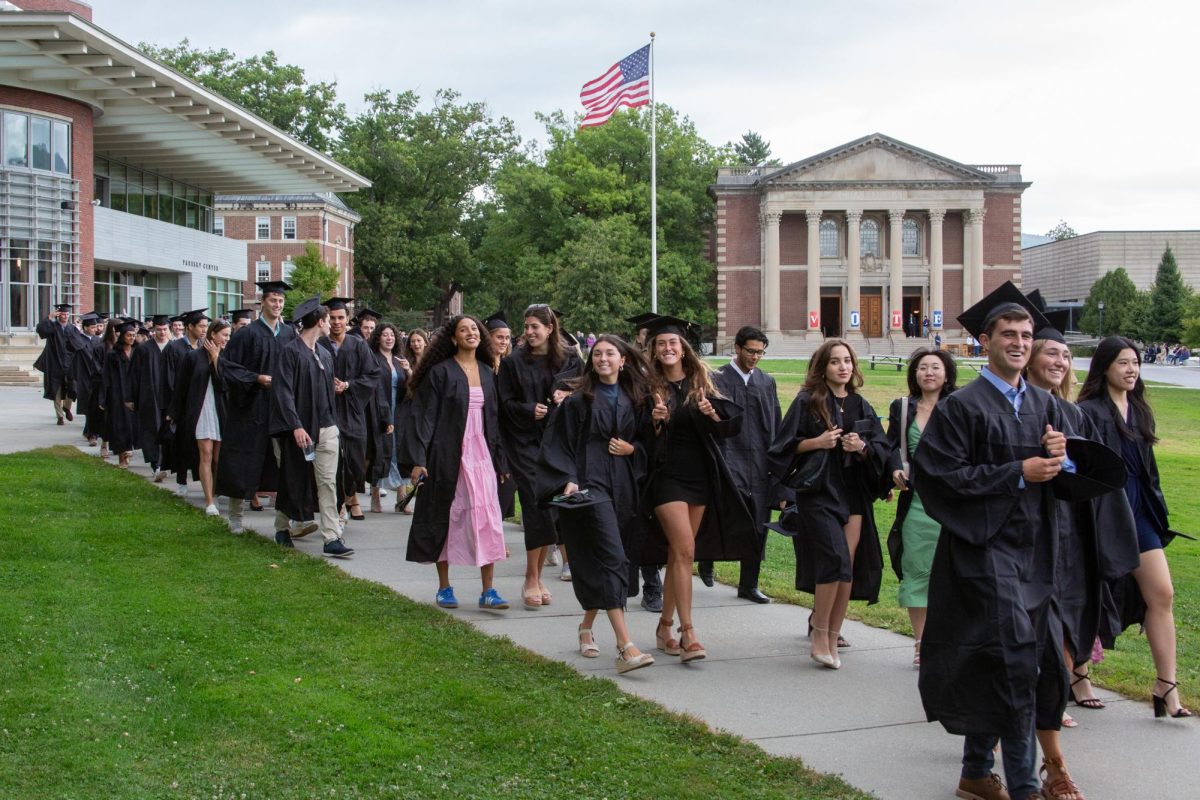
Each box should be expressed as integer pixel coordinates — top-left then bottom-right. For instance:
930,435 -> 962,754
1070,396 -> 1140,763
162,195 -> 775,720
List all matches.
730,130 -> 781,167
283,242 -> 339,318
1078,267 -> 1140,337
1045,220 -> 1078,240
1142,246 -> 1194,343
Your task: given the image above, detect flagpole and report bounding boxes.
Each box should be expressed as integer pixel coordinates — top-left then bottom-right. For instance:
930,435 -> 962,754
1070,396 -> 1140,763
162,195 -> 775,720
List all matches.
649,31 -> 657,313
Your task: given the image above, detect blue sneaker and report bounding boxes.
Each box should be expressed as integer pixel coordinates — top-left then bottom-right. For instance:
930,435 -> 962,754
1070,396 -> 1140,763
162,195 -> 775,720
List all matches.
478,588 -> 510,610
435,586 -> 459,609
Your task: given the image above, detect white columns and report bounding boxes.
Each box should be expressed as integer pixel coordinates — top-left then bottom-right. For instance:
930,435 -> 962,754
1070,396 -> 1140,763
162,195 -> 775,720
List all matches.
888,209 -> 905,335
929,209 -> 945,330
762,211 -> 781,334
845,210 -> 862,337
806,209 -> 822,338
968,207 -> 986,304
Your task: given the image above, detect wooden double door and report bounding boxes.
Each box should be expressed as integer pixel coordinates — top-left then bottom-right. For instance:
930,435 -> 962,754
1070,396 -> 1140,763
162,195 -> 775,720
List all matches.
861,294 -> 883,337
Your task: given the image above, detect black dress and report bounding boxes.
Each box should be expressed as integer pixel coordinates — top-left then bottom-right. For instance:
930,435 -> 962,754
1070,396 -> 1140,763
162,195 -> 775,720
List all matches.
651,377 -> 710,506
99,347 -> 138,453
537,383 -> 653,609
129,339 -> 168,468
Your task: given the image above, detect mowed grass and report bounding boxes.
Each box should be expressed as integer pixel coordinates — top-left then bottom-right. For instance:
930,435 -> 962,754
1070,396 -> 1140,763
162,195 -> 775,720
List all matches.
706,357 -> 1200,707
0,447 -> 868,800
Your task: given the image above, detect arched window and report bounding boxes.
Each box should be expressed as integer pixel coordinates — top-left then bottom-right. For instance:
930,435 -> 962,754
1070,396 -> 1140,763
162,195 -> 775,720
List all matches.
903,218 -> 920,256
819,218 -> 838,257
860,218 -> 880,257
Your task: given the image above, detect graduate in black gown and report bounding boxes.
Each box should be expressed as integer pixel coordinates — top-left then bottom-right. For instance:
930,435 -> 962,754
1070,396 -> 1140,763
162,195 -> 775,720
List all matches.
171,321 -> 237,517
129,315 -> 173,477
217,282 -> 298,533
34,304 -> 76,424
98,321 -> 139,468
68,313 -> 106,446
768,340 -> 888,670
162,309 -> 209,495
1078,337 -> 1193,719
707,325 -> 786,604
366,322 -> 408,513
318,297 -> 382,522
536,334 -> 655,674
642,315 -> 756,664
497,304 -> 583,609
484,311 -> 518,520
911,283 -> 1069,800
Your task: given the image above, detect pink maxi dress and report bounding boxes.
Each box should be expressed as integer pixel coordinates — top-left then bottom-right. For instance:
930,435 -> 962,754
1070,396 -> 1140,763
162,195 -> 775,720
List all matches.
439,386 -> 507,566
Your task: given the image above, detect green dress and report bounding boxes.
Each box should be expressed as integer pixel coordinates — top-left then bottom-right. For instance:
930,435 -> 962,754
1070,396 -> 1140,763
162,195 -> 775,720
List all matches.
898,419 -> 940,608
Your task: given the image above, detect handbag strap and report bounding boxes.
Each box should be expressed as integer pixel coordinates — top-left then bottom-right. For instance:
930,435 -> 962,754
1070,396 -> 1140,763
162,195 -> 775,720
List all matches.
899,396 -> 910,475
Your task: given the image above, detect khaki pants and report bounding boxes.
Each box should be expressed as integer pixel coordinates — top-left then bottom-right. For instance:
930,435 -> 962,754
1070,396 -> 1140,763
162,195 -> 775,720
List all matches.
53,387 -> 70,421
313,426 -> 340,542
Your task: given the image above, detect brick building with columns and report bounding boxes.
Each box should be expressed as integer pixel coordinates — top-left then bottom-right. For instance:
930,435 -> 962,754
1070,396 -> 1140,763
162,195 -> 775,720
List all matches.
711,133 -> 1029,354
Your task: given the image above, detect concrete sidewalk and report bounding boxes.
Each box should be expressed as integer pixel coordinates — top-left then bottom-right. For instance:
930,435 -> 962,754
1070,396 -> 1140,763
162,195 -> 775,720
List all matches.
5,384 -> 1199,799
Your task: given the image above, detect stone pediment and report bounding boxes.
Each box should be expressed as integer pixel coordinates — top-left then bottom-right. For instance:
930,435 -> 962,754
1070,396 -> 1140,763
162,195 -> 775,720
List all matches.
761,133 -> 991,186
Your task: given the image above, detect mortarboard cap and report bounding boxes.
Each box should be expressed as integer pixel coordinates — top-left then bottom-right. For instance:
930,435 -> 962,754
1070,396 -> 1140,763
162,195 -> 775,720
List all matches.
80,313 -> 100,325
626,312 -> 659,329
179,308 -> 209,326
1051,438 -> 1127,502
483,310 -> 509,331
256,280 -> 291,297
137,326 -> 150,337
1035,309 -> 1071,344
323,296 -> 353,311
642,314 -> 701,344
1026,289 -> 1049,312
150,314 -> 171,327
117,320 -> 138,334
230,309 -> 254,322
292,295 -> 324,324
355,307 -> 382,322
53,303 -> 71,312
957,282 -> 1049,340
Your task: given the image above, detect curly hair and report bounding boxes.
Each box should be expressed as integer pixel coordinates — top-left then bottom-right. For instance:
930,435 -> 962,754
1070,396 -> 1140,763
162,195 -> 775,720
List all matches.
369,322 -> 402,355
407,315 -> 495,397
569,334 -> 652,407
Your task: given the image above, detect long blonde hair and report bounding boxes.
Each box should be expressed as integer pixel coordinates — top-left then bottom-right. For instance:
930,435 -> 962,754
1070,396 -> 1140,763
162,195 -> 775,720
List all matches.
1027,339 -> 1076,400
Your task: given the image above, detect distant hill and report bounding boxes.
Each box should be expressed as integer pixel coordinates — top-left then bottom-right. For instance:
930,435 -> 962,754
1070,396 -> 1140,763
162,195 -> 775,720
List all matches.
1021,233 -> 1053,249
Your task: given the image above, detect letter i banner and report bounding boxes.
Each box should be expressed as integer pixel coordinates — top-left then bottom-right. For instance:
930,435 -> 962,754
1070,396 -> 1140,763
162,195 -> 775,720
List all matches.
809,310 -> 820,329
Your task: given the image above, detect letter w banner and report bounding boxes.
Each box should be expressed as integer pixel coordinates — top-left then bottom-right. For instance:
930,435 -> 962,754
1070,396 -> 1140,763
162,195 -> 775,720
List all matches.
579,45 -> 651,127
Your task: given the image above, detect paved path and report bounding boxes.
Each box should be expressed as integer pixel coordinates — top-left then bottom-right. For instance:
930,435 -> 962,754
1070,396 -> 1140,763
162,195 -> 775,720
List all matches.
5,384 -> 1199,799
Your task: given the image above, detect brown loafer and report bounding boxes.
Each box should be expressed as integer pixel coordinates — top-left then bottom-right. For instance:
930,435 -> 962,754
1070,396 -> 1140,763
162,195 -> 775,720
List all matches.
956,773 -> 1011,800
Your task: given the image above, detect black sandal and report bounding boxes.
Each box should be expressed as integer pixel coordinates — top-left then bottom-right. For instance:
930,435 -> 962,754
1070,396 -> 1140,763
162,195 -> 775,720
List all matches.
1070,668 -> 1105,710
1152,677 -> 1193,718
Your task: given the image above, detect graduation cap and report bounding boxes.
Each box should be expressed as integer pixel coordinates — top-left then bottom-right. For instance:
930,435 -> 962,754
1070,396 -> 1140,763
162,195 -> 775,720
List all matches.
764,505 -> 802,538
80,313 -> 100,326
256,280 -> 291,297
1026,288 -> 1049,312
957,282 -> 1049,340
355,307 -> 382,322
117,320 -> 138,334
137,326 -> 151,337
1051,438 -> 1128,502
150,314 -> 171,327
292,295 -> 324,324
545,489 -> 608,510
483,310 -> 509,331
53,303 -> 71,312
642,314 -> 701,344
98,312 -> 110,320
230,309 -> 255,322
323,296 -> 353,311
626,312 -> 659,330
1035,310 -> 1071,344
178,308 -> 209,326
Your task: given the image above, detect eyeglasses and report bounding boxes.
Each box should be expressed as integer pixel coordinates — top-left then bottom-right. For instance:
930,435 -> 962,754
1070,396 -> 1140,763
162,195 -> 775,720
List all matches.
739,346 -> 767,356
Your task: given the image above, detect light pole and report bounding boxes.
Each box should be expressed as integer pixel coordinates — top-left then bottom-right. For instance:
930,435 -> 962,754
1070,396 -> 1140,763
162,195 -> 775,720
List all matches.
1098,301 -> 1105,338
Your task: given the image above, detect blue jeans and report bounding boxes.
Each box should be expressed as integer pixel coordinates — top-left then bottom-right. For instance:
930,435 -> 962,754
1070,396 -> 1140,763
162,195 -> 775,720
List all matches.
962,721 -> 1038,799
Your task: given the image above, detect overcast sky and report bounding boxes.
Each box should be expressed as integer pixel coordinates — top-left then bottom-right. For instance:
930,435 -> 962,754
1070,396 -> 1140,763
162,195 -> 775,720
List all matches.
93,0 -> 1196,236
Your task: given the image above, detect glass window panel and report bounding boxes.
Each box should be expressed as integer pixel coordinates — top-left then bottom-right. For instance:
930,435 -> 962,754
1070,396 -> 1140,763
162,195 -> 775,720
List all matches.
903,218 -> 919,256
283,217 -> 297,240
256,261 -> 271,283
185,204 -> 198,229
52,121 -> 69,174
214,217 -> 225,237
110,180 -> 127,212
256,217 -> 271,239
174,197 -> 186,225
37,241 -> 53,283
94,157 -> 109,178
159,176 -> 172,194
860,219 -> 880,257
282,261 -> 295,281
144,193 -> 158,220
819,218 -> 838,258
159,190 -> 172,222
5,112 -> 28,167
36,285 -> 52,322
30,117 -> 51,171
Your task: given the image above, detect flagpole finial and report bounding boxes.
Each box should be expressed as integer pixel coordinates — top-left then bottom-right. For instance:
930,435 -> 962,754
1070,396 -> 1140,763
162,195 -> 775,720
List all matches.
650,31 -> 656,38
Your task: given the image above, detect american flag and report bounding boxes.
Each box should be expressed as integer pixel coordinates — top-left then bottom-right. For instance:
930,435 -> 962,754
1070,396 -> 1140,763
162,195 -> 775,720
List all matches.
579,44 -> 650,128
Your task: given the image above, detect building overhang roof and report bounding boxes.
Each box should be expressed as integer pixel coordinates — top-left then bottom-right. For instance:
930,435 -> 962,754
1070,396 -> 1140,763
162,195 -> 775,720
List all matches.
0,11 -> 370,195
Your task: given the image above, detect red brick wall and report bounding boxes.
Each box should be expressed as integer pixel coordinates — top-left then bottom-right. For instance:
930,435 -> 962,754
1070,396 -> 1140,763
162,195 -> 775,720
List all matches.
943,268 -> 964,323
780,271 -> 807,330
722,270 -> 761,330
779,213 -> 807,264
10,0 -> 92,19
719,193 -> 760,266
982,268 -> 1019,296
943,212 -> 964,264
0,87 -> 94,312
983,193 -> 1019,266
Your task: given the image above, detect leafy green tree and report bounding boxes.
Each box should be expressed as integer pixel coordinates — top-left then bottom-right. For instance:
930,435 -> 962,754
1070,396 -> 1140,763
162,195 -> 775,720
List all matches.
1078,267 -> 1140,336
1181,294 -> 1200,349
1142,245 -> 1194,342
283,242 -> 339,317
140,39 -> 346,152
1045,220 -> 1077,240
731,131 -> 781,166
337,90 -> 519,315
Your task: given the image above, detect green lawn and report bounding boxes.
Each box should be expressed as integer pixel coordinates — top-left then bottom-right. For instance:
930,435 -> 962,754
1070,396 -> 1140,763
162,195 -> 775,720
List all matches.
708,358 -> 1200,708
0,447 -> 868,800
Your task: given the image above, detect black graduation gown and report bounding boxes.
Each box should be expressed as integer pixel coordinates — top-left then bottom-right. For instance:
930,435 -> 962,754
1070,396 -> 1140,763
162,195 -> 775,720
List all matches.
640,385 -> 758,564
1077,397 -> 1166,639
497,348 -> 584,549
537,387 -> 653,603
911,377 -> 1061,739
319,334 -> 382,493
99,347 -> 138,452
160,337 -> 198,481
271,337 -> 338,523
69,334 -> 105,437
711,364 -> 788,549
216,319 -> 298,499
129,339 -> 168,466
400,360 -> 505,563
767,391 -> 888,602
366,351 -> 408,483
169,347 -> 231,480
34,318 -> 73,400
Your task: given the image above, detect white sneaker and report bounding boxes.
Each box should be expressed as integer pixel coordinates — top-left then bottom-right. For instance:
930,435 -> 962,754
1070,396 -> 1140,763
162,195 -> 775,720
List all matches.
560,563 -> 572,582
545,545 -> 560,567
289,520 -> 319,538
379,488 -> 388,498
175,484 -> 188,498
228,518 -> 244,534
204,504 -> 219,516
